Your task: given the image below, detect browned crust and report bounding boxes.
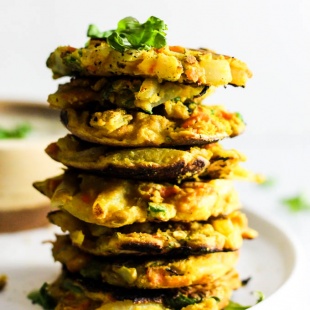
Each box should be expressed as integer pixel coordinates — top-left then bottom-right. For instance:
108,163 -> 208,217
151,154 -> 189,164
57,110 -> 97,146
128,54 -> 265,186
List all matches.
48,209 -> 254,256
45,137 -> 208,181
47,268 -> 240,309
60,105 -> 244,147
98,158 -> 206,181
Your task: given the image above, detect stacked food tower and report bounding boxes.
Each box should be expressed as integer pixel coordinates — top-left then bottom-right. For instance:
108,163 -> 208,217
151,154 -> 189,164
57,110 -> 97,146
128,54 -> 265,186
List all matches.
31,17 -> 259,310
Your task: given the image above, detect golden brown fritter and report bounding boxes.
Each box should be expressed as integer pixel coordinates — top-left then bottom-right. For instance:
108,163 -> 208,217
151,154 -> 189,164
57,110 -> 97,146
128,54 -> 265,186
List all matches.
52,234 -> 239,289
47,77 -> 214,113
34,171 -> 241,227
44,268 -> 240,310
45,134 -> 209,182
47,40 -> 252,87
200,143 -> 264,182
45,135 -> 261,182
60,104 -> 245,147
48,209 -> 256,256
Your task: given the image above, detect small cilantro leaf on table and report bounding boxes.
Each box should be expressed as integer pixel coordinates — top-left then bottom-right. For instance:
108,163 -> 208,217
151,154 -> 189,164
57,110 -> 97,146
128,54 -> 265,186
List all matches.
0,122 -> 32,139
282,192 -> 310,212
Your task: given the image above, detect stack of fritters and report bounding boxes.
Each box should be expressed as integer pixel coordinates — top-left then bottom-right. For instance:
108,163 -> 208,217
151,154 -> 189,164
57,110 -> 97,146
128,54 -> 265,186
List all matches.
32,21 -> 259,310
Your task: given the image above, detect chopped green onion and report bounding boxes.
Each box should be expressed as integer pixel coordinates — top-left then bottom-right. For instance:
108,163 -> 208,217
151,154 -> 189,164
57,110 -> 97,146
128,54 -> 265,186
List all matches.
148,203 -> 167,214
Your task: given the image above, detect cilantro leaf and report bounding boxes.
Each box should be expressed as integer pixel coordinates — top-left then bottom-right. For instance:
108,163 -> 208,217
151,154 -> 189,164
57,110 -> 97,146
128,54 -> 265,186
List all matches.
282,193 -> 310,212
87,24 -> 113,39
225,291 -> 264,309
225,300 -> 252,310
0,122 -> 32,139
28,283 -> 56,310
87,16 -> 168,52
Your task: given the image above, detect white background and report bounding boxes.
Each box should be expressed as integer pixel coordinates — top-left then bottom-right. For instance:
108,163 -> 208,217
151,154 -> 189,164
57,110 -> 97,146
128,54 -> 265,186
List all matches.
1,0 -> 310,308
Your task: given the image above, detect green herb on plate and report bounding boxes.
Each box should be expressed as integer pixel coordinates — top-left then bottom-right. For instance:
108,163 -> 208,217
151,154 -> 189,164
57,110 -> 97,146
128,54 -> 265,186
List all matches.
225,291 -> 264,309
0,122 -> 32,139
87,16 -> 168,52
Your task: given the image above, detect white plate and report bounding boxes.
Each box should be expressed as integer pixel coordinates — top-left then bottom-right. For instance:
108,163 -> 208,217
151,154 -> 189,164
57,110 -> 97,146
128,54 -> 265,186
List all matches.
0,209 -> 304,309
233,209 -> 305,309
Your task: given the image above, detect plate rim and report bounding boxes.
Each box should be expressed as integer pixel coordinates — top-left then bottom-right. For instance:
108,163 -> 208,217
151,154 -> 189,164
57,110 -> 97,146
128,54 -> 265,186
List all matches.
243,208 -> 305,309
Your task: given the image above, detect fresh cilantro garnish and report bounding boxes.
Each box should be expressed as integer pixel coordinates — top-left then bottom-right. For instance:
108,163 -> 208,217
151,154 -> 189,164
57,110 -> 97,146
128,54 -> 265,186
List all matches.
225,291 -> 264,309
87,16 -> 168,52
282,192 -> 310,212
28,283 -> 56,310
0,122 -> 32,139
235,112 -> 244,122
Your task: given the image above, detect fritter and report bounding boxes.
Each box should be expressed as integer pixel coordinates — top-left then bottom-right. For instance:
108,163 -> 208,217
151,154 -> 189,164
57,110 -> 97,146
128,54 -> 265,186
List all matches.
52,234 -> 239,289
48,209 -> 257,256
45,134 -> 261,182
45,134 -> 209,182
47,40 -> 252,87
34,171 -> 241,227
202,143 -> 264,182
41,268 -> 240,310
60,104 -> 245,147
47,77 -> 214,113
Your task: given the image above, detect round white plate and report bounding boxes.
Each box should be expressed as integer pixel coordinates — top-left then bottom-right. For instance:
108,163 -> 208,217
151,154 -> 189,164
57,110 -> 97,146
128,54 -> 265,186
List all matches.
233,209 -> 305,309
0,209 -> 305,309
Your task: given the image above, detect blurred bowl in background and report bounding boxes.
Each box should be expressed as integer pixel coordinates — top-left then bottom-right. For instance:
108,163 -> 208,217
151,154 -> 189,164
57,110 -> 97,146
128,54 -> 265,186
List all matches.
0,101 -> 66,232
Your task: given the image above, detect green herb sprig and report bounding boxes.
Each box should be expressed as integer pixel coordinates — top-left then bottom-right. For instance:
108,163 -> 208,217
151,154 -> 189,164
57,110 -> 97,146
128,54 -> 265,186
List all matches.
225,291 -> 264,309
87,16 -> 168,52
28,283 -> 56,310
281,192 -> 310,212
0,122 -> 32,139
